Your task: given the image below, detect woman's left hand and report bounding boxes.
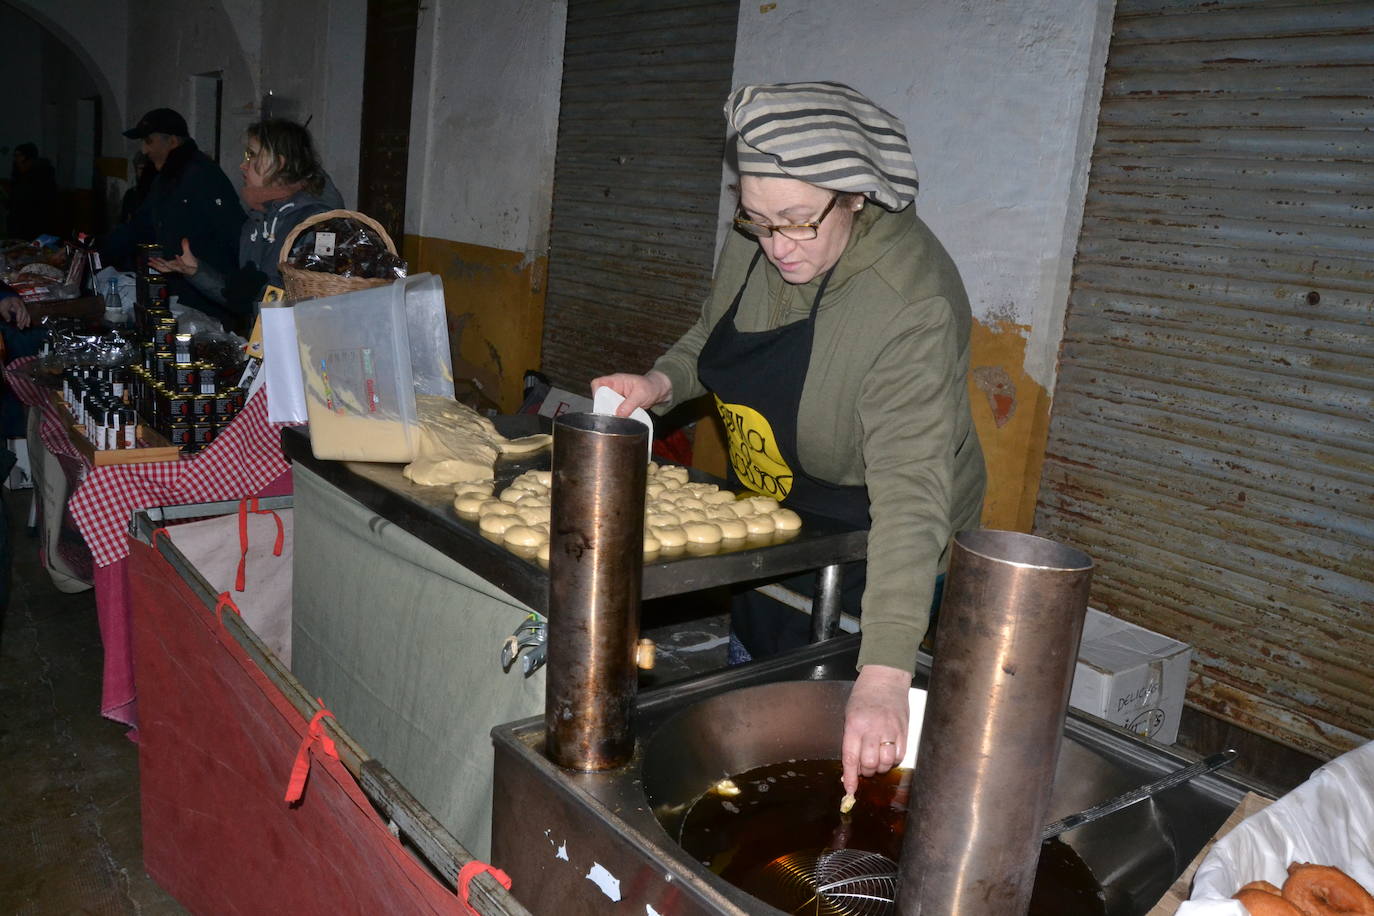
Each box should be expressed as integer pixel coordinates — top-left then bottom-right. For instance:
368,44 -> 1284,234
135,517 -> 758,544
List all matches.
841,664 -> 911,796
148,238 -> 199,277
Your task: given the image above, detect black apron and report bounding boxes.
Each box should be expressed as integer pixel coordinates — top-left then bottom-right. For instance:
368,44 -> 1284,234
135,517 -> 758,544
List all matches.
697,250 -> 871,658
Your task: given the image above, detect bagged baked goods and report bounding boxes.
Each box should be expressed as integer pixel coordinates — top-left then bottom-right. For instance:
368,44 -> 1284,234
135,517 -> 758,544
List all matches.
285,215 -> 407,280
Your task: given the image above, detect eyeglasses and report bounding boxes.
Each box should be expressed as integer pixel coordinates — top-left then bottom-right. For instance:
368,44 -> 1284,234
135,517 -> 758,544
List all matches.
733,193 -> 840,241
242,147 -> 261,163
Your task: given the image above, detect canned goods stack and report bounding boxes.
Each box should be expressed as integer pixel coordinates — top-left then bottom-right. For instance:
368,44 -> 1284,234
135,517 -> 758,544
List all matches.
55,249 -> 251,456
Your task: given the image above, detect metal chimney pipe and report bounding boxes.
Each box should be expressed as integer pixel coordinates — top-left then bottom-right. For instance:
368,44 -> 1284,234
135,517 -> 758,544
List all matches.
896,530 -> 1093,915
544,412 -> 648,772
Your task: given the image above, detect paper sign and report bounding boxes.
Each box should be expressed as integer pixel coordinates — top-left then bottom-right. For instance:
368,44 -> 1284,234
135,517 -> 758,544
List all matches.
260,305 -> 307,423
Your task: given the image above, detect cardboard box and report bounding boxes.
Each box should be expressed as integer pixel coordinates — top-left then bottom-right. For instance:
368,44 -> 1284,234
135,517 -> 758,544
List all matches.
1069,607 -> 1193,744
537,387 -> 592,419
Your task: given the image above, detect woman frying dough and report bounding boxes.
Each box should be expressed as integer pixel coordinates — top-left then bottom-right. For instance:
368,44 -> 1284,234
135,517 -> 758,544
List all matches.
594,82 -> 986,798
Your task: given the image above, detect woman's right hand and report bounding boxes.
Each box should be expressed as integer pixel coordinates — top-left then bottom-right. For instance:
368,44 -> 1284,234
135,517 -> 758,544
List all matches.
0,295 -> 30,329
148,238 -> 199,277
590,370 -> 673,416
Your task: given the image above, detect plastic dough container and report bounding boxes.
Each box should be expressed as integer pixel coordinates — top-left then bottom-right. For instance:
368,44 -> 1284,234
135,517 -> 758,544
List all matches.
294,273 -> 454,462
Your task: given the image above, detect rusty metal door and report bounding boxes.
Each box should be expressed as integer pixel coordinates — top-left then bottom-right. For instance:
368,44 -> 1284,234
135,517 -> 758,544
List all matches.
1037,0 -> 1374,759
539,0 -> 738,392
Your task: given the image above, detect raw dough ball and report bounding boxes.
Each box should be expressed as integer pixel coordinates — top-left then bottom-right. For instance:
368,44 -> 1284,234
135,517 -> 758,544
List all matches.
716,517 -> 748,540
645,481 -> 666,499
517,506 -> 550,526
683,522 -> 722,544
674,497 -> 706,511
454,494 -> 487,517
676,508 -> 707,523
651,524 -> 688,548
454,480 -> 494,498
743,512 -> 776,535
701,490 -> 735,505
646,512 -> 679,529
503,525 -> 546,548
537,541 -> 550,565
643,532 -> 661,555
772,508 -> 802,531
479,514 -> 520,537
658,466 -> 689,485
499,487 -> 530,503
480,500 -> 518,517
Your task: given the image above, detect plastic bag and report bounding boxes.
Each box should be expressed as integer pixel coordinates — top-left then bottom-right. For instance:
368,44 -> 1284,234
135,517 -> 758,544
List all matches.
285,216 -> 407,279
1178,740 -> 1374,913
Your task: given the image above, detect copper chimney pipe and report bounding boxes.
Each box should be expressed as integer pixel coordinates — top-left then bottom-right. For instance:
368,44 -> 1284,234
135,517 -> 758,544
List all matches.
544,413 -> 648,772
896,530 -> 1093,915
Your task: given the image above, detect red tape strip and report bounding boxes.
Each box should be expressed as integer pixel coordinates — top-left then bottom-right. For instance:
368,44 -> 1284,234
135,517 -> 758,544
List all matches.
214,591 -> 241,625
457,860 -> 513,914
236,497 -> 286,592
283,700 -> 338,805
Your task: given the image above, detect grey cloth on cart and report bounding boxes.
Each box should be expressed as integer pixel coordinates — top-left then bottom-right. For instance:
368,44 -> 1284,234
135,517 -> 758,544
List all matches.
166,509 -> 293,664
291,466 -> 544,861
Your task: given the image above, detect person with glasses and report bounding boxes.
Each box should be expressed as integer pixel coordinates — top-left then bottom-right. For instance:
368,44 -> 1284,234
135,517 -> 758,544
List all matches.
102,108 -> 245,328
150,119 -> 343,335
593,82 -> 986,799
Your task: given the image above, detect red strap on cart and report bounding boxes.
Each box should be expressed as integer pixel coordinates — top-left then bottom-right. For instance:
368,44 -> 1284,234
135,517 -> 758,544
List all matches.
236,496 -> 285,592
150,527 -> 172,547
284,700 -> 338,805
214,591 -> 242,625
457,861 -> 513,914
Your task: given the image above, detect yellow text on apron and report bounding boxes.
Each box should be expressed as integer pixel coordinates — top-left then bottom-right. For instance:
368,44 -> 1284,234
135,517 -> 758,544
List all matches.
713,395 -> 795,499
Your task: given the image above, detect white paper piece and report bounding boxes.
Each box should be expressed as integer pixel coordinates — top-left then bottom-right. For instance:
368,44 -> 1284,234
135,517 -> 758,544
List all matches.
901,688 -> 929,770
1178,739 -> 1374,914
261,305 -> 308,423
592,386 -> 653,462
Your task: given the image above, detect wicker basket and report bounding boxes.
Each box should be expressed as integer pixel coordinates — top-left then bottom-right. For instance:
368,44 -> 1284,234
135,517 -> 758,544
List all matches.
277,208 -> 398,301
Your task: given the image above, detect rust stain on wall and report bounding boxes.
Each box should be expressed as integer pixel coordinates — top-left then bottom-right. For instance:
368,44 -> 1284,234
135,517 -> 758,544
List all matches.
969,319 -> 1051,533
402,234 -> 547,411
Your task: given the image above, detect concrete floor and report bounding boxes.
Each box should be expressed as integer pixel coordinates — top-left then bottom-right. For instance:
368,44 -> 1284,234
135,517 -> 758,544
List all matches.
0,485 -> 729,915
0,489 -> 186,915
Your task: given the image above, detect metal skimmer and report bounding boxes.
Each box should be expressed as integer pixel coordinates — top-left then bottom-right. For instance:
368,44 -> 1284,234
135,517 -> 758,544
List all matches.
753,848 -> 898,916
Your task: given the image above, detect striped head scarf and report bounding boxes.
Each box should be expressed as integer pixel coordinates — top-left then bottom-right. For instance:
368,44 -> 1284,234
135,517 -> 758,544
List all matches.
728,82 -> 919,211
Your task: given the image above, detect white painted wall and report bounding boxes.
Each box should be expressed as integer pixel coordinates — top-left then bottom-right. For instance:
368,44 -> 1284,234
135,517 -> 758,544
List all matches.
0,8 -> 45,162
406,0 -> 567,252
730,0 -> 1114,389
4,0 -> 128,158
125,2 -> 260,191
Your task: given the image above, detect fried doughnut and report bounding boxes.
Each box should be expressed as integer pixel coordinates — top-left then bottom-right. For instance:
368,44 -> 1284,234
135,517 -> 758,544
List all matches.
1282,863 -> 1374,916
1239,881 -> 1284,896
1234,888 -> 1304,916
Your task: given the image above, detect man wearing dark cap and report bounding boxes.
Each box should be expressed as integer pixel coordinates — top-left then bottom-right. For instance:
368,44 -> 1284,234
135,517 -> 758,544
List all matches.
102,107 -> 245,328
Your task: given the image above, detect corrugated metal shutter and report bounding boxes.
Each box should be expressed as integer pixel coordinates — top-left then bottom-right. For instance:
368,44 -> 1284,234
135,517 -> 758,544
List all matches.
1036,0 -> 1374,759
539,0 -> 737,391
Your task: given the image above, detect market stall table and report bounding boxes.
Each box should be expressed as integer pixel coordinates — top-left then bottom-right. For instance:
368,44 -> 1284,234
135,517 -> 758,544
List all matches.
280,423 -> 868,859
5,355 -> 294,729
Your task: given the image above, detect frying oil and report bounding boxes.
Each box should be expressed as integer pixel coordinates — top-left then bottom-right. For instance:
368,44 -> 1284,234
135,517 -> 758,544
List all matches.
679,759 -> 1106,916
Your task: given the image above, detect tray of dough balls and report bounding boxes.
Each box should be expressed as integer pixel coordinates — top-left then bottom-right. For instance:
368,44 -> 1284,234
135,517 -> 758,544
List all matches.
280,423 -> 868,612
455,461 -> 809,567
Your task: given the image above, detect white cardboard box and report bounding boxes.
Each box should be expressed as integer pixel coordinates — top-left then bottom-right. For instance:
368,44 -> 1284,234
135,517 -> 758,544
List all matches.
537,387 -> 592,419
1069,607 -> 1193,744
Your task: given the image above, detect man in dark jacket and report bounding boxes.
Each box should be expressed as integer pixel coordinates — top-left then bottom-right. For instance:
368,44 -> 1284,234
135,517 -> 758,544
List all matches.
7,143 -> 60,240
102,108 -> 245,328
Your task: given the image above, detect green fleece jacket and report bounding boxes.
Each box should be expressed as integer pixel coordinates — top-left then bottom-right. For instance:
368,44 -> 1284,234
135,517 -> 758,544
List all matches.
653,204 -> 986,673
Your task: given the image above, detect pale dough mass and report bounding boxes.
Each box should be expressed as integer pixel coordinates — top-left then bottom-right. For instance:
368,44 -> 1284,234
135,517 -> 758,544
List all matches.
402,395 -> 552,486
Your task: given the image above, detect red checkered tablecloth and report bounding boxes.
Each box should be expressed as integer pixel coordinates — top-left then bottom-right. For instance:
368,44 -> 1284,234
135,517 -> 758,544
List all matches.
68,382 -> 295,566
